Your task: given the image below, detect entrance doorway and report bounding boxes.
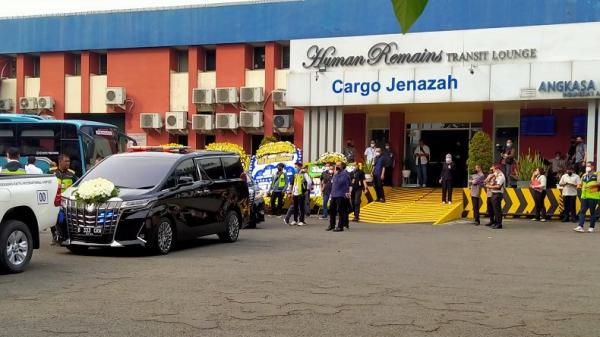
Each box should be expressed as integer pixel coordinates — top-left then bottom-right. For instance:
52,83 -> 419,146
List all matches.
420,130 -> 470,187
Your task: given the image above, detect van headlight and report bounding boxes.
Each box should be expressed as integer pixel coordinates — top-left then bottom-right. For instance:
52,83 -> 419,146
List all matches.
121,198 -> 156,209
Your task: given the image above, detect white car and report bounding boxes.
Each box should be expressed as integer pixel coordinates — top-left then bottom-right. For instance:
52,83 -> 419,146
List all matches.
0,174 -> 60,273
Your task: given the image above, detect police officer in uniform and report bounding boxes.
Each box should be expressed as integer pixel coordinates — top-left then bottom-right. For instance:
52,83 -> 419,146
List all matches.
50,154 -> 78,242
1,148 -> 26,175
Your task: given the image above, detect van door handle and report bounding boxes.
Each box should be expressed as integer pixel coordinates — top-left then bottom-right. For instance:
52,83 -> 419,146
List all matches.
195,189 -> 210,196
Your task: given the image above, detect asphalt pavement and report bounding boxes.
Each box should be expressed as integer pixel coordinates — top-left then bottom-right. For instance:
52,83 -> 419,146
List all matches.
1,217 -> 599,337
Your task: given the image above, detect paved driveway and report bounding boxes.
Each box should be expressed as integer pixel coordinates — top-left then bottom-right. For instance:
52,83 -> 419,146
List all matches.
1,218 -> 599,337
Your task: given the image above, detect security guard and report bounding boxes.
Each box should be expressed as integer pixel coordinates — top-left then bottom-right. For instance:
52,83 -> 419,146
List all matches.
50,154 -> 78,192
269,163 -> 288,216
50,154 -> 77,243
574,161 -> 600,233
1,147 -> 26,175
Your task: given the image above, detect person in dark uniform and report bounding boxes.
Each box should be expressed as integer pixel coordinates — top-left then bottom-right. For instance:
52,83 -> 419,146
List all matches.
1,147 -> 26,175
372,148 -> 386,202
439,154 -> 456,204
351,163 -> 367,222
327,163 -> 352,232
382,142 -> 395,186
269,163 -> 288,216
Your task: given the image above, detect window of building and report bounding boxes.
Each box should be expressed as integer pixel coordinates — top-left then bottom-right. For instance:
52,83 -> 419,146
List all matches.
204,49 -> 216,71
2,57 -> 16,78
253,46 -> 265,69
31,56 -> 40,77
281,45 -> 290,69
98,53 -> 108,75
72,54 -> 81,76
176,49 -> 188,73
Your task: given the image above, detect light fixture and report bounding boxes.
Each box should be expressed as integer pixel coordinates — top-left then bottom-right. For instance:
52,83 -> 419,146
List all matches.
315,64 -> 327,82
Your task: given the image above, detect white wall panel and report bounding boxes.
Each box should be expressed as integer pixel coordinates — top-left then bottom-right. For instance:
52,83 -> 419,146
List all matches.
89,75 -> 107,113
489,63 -> 530,101
170,72 -> 188,111
530,62 -> 571,100
197,71 -> 216,89
341,70 -> 379,105
0,78 -> 17,112
24,77 -> 40,97
309,71 -> 344,106
572,61 -> 600,81
245,69 -> 265,88
451,65 -> 490,102
377,68 -> 414,104
64,76 -> 81,113
287,72 -> 310,106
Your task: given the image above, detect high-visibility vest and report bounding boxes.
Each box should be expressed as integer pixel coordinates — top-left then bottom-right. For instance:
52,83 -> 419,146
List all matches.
293,173 -> 306,194
581,173 -> 600,200
51,168 -> 77,192
1,167 -> 26,175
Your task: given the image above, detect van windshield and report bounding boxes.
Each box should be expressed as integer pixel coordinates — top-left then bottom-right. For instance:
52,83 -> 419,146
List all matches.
80,156 -> 175,189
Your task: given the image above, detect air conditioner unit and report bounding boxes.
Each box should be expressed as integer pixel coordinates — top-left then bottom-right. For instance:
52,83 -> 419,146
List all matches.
215,113 -> 238,129
239,87 -> 264,103
19,97 -> 38,110
165,111 -> 188,134
215,87 -> 238,104
191,114 -> 214,131
37,96 -> 55,110
192,88 -> 215,105
273,114 -> 292,129
105,87 -> 126,105
272,90 -> 286,104
0,98 -> 13,111
140,113 -> 163,129
239,111 -> 263,128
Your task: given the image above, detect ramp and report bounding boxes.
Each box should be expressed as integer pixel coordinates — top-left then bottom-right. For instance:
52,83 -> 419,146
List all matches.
359,188 -> 463,225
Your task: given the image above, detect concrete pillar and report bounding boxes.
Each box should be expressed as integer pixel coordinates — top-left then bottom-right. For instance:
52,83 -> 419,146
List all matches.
587,100 -> 597,164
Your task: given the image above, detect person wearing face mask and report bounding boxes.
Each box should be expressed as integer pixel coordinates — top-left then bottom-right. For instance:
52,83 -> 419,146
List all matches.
350,162 -> 367,222
550,152 -> 566,181
364,140 -> 377,166
269,163 -> 288,217
483,167 -> 497,226
343,139 -> 356,163
486,165 -> 506,229
382,142 -> 395,186
559,166 -> 581,223
439,154 -> 456,204
574,162 -> 600,233
530,167 -> 548,222
372,148 -> 386,202
501,139 -> 515,188
573,136 -> 587,174
319,162 -> 334,220
327,162 -> 352,232
286,162 -> 312,226
469,164 -> 485,225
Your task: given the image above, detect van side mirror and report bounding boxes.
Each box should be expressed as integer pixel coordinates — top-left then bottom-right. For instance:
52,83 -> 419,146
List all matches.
177,176 -> 194,186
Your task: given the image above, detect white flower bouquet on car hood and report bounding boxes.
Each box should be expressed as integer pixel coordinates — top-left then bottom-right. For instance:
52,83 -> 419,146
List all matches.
72,178 -> 120,205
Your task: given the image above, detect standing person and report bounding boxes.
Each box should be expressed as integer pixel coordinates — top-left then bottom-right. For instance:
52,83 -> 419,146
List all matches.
50,154 -> 78,192
343,139 -> 356,163
500,139 -> 516,188
573,136 -> 587,174
382,142 -> 395,186
364,139 -> 377,166
574,162 -> 600,233
25,156 -> 44,174
486,165 -> 506,229
372,148 -> 386,202
469,164 -> 485,225
559,166 -> 580,223
1,147 -> 26,175
414,139 -> 430,187
530,167 -> 548,222
327,163 -> 352,232
269,163 -> 288,216
484,167 -> 496,226
567,137 -> 577,167
439,154 -> 456,204
351,162 -> 367,222
320,163 -> 334,220
287,162 -> 312,226
549,152 -> 566,186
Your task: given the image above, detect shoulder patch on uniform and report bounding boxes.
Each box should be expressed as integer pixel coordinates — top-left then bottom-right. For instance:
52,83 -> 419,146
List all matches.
67,169 -> 76,174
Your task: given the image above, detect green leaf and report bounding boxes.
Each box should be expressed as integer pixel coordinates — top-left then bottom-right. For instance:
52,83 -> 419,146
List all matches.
390,0 -> 429,33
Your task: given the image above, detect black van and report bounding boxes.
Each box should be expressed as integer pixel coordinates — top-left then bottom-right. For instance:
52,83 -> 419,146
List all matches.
60,151 -> 250,255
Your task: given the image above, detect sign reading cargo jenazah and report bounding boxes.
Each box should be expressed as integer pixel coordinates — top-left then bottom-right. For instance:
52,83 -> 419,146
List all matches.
286,22 -> 600,106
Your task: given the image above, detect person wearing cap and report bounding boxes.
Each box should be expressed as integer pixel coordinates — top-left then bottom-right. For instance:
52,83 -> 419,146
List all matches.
269,163 -> 288,216
573,161 -> 600,233
486,165 -> 506,229
439,153 -> 456,204
286,162 -> 312,226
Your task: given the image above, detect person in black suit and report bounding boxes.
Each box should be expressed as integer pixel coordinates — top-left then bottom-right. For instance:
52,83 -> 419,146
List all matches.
439,153 -> 456,204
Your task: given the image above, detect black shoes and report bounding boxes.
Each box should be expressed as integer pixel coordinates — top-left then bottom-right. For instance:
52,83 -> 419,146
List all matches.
485,223 -> 494,227
491,224 -> 503,229
333,228 -> 344,232
473,221 -> 480,226
352,217 -> 359,222
326,227 -> 334,231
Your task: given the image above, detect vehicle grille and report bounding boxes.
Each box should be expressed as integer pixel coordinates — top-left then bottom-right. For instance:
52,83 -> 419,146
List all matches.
64,199 -> 122,244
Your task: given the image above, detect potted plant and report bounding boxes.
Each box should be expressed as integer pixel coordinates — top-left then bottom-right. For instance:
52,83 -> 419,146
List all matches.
466,131 -> 494,174
402,158 -> 411,179
514,149 -> 547,188
364,161 -> 374,183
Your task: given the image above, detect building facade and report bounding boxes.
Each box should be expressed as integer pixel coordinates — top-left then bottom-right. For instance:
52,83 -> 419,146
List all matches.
1,0 -> 599,185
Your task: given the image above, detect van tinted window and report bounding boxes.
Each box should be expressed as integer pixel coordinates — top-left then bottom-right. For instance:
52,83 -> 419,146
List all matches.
221,156 -> 243,179
164,159 -> 199,189
197,157 -> 224,180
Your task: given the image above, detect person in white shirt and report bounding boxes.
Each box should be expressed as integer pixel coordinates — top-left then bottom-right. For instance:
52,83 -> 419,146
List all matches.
364,140 -> 376,166
413,139 -> 430,187
25,156 -> 44,174
486,165 -> 505,229
559,166 -> 581,222
530,167 -> 547,222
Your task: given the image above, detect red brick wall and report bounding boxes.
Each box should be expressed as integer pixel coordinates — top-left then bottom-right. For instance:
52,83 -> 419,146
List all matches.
343,113 -> 366,163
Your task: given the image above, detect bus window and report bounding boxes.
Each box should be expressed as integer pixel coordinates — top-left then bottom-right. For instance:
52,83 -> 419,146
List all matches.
80,126 -> 119,169
19,125 -> 60,158
61,139 -> 83,177
0,124 -> 16,154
